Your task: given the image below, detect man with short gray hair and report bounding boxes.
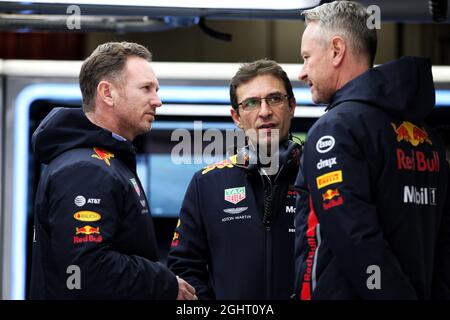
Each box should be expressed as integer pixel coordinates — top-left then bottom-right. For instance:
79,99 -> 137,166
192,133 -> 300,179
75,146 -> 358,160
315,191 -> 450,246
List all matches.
294,1 -> 450,299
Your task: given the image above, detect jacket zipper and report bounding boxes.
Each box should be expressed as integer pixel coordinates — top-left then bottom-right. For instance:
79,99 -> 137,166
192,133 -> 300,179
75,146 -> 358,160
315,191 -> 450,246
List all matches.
265,223 -> 272,299
259,162 -> 286,300
262,174 -> 273,299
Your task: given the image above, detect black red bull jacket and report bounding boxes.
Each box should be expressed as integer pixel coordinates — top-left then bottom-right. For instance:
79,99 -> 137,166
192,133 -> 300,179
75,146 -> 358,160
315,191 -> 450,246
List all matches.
30,108 -> 178,299
294,57 -> 450,300
167,141 -> 301,299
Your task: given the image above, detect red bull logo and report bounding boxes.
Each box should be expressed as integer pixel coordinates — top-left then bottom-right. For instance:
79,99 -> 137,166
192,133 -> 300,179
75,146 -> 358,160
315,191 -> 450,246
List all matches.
91,147 -> 115,166
391,121 -> 432,147
322,197 -> 343,210
397,148 -> 440,173
73,225 -> 102,244
322,188 -> 343,210
322,189 -> 340,201
73,235 -> 103,244
75,225 -> 100,235
202,155 -> 237,175
171,232 -> 180,247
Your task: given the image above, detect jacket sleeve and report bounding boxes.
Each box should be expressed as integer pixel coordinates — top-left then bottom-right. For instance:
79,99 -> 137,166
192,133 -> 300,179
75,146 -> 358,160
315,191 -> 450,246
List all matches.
293,154 -> 311,299
167,174 -> 213,299
304,119 -> 417,299
432,161 -> 450,299
44,162 -> 178,299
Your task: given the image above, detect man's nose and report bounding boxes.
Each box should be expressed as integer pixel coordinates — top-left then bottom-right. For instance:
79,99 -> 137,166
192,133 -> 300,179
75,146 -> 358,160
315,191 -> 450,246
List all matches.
151,93 -> 162,108
298,66 -> 308,82
258,99 -> 272,118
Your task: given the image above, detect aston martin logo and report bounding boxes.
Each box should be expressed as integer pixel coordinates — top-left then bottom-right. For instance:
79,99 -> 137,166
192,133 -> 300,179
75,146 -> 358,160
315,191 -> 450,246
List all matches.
223,207 -> 248,215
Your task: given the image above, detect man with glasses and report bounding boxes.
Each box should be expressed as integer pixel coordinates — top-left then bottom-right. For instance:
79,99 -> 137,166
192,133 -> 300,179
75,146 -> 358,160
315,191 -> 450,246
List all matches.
167,59 -> 302,299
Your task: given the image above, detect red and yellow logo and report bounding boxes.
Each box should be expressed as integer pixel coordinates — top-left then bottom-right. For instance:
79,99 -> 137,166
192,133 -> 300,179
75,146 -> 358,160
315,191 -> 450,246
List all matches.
202,155 -> 238,174
322,189 -> 340,201
91,147 -> 115,166
75,225 -> 100,235
171,232 -> 180,247
316,170 -> 343,189
74,211 -> 101,222
321,188 -> 344,210
391,121 -> 432,147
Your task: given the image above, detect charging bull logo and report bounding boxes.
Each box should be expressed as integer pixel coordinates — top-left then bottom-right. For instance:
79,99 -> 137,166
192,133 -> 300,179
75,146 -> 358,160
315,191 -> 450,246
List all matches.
91,147 -> 115,166
322,189 -> 340,201
73,225 -> 102,244
391,122 -> 432,147
75,225 -> 100,235
322,188 -> 343,210
171,232 -> 180,247
202,155 -> 238,175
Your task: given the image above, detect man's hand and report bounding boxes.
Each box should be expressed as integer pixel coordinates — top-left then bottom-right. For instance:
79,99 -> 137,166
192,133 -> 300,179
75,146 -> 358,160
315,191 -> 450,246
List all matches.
176,276 -> 198,300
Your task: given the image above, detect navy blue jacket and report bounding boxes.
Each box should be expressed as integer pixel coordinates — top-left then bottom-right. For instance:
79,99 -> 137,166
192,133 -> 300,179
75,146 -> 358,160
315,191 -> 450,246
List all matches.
294,57 -> 450,300
30,108 -> 178,299
167,141 -> 301,299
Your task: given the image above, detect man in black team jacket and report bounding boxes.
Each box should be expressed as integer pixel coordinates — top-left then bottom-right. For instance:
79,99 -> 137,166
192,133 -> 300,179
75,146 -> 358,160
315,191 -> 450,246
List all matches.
294,1 -> 450,299
167,59 -> 301,299
30,42 -> 196,299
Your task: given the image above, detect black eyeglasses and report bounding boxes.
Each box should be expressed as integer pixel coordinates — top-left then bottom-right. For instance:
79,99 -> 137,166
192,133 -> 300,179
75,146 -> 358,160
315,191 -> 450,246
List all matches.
237,93 -> 289,111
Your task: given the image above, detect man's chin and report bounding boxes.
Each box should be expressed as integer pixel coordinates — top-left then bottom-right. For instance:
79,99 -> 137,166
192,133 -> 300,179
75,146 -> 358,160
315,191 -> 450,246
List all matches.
312,93 -> 331,105
312,95 -> 322,104
255,137 -> 281,149
136,123 -> 153,137
144,122 -> 153,132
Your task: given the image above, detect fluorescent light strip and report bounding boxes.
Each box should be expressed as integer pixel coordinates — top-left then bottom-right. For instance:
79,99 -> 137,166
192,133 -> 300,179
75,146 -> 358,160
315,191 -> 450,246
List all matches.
158,104 -> 230,116
152,121 -> 237,130
12,84 -> 82,300
3,60 -> 450,84
160,87 -> 450,107
158,104 -> 325,118
436,90 -> 450,107
2,0 -> 320,10
159,87 -> 316,105
160,86 -> 229,104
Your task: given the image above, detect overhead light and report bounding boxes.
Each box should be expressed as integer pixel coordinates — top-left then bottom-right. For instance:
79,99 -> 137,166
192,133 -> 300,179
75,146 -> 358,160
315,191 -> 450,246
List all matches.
0,0 -> 320,23
0,0 -> 320,10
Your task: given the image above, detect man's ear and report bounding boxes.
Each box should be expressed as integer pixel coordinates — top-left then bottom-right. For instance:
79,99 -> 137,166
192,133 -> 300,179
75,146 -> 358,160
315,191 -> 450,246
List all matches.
97,80 -> 114,106
330,35 -> 346,67
230,107 -> 243,129
289,97 -> 296,119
